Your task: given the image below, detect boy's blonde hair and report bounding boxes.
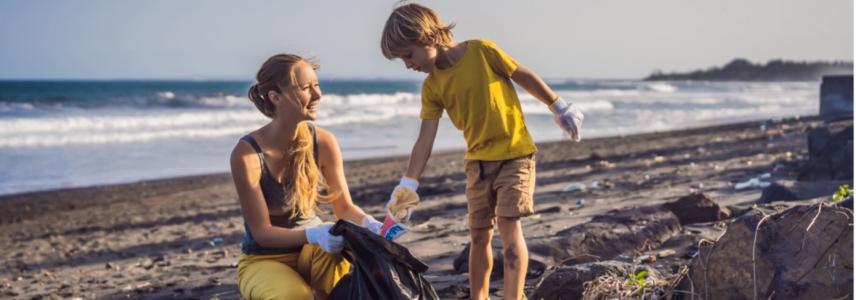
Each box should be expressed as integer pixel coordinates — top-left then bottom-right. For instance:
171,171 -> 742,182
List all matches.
381,2 -> 455,59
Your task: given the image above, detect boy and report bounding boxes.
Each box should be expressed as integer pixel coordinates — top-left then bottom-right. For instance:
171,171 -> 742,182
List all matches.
379,3 -> 584,299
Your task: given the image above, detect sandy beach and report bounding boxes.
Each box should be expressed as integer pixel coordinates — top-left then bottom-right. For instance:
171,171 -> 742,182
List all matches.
0,115 -> 849,299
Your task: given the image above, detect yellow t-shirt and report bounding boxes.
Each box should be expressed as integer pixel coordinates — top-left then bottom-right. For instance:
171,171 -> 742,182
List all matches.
421,39 -> 537,161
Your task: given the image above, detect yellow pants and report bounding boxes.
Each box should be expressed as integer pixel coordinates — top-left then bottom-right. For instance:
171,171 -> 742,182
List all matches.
237,244 -> 350,300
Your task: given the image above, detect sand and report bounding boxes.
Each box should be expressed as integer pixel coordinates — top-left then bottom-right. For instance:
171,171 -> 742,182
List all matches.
0,116 -> 832,299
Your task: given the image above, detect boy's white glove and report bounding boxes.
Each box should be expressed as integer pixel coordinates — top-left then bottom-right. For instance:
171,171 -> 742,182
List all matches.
305,223 -> 343,253
550,97 -> 584,142
387,177 -> 420,221
362,214 -> 409,241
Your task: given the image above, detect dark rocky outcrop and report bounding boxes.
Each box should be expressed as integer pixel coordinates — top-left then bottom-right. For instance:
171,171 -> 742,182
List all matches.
663,193 -> 731,225
798,125 -> 853,181
681,204 -> 853,299
530,261 -> 661,300
759,180 -> 849,203
528,206 -> 682,265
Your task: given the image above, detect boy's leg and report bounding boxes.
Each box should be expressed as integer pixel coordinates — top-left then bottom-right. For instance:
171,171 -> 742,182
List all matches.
465,160 -> 499,300
495,154 -> 536,300
469,226 -> 494,300
497,216 -> 528,300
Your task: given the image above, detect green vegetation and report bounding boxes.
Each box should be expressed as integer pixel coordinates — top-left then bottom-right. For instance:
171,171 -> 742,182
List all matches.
831,184 -> 852,203
625,270 -> 648,291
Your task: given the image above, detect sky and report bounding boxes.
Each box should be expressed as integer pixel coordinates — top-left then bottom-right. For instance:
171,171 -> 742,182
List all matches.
0,0 -> 852,80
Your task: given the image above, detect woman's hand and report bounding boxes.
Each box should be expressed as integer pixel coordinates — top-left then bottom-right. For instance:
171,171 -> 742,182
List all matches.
305,223 -> 344,253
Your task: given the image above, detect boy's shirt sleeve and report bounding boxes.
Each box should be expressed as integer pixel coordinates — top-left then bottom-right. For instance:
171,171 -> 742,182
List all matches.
481,39 -> 519,77
420,81 -> 443,120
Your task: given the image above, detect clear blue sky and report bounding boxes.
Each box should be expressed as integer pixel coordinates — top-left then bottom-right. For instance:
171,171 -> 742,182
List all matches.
0,0 -> 852,80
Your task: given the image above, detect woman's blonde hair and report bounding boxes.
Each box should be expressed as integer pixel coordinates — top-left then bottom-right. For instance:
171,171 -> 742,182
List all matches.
381,2 -> 455,59
247,54 -> 330,218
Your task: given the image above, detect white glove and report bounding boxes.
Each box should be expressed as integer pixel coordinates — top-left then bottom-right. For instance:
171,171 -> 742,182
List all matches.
305,223 -> 343,254
386,177 -> 420,221
362,214 -> 408,241
362,215 -> 384,236
550,97 -> 584,142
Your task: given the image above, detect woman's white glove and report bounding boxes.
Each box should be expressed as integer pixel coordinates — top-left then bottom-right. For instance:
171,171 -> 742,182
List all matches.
386,177 -> 420,221
550,97 -> 584,142
305,223 -> 343,254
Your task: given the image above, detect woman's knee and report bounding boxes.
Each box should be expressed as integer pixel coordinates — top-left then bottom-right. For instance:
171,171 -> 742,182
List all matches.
238,259 -> 313,300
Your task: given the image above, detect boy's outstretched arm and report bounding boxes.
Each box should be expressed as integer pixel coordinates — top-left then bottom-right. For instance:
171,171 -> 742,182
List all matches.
365,119 -> 439,240
511,65 -> 585,141
405,118 -> 440,180
510,65 -> 559,105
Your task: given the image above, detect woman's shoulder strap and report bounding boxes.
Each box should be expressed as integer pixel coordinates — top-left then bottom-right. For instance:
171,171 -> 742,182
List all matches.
241,134 -> 263,154
240,134 -> 267,169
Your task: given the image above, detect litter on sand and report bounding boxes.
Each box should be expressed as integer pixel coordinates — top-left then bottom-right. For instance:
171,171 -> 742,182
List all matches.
734,177 -> 771,190
563,183 -> 586,193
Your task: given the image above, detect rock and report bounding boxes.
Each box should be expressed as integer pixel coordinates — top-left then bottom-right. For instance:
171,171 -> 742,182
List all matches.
535,206 -> 562,214
530,261 -> 661,300
452,238 -> 546,280
819,75 -> 853,118
759,180 -> 849,203
681,204 -> 853,299
807,127 -> 834,157
662,193 -> 731,225
798,125 -> 853,181
528,205 -> 681,265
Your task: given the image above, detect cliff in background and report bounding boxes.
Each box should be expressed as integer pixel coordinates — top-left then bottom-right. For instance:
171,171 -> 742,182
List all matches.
645,58 -> 853,81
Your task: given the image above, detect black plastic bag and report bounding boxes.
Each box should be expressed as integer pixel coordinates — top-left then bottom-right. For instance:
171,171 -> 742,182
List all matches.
328,220 -> 439,300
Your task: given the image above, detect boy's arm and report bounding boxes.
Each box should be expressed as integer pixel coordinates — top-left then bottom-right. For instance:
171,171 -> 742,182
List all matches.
365,119 -> 439,240
511,65 -> 585,141
510,65 -> 559,105
405,118 -> 440,179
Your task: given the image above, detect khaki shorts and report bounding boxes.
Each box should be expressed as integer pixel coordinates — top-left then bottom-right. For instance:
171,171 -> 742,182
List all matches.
465,154 -> 536,229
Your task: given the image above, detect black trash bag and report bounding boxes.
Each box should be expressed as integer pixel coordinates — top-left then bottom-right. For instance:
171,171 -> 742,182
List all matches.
328,220 -> 439,300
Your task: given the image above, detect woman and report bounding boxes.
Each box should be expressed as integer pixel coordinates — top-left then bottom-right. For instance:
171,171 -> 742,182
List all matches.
230,54 -> 384,300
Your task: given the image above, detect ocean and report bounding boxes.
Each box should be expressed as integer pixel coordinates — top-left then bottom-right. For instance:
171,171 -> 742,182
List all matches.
0,79 -> 818,196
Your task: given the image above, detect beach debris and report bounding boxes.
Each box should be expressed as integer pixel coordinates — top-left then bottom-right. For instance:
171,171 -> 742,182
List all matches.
681,204 -> 853,299
563,181 -> 613,193
588,181 -> 613,190
734,177 -> 771,190
759,180 -> 850,203
657,249 -> 676,258
528,206 -> 680,266
634,255 -> 657,264
209,237 -> 224,246
663,193 -> 731,225
562,182 -> 586,193
591,160 -> 615,169
689,182 -> 704,190
105,262 -> 119,270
